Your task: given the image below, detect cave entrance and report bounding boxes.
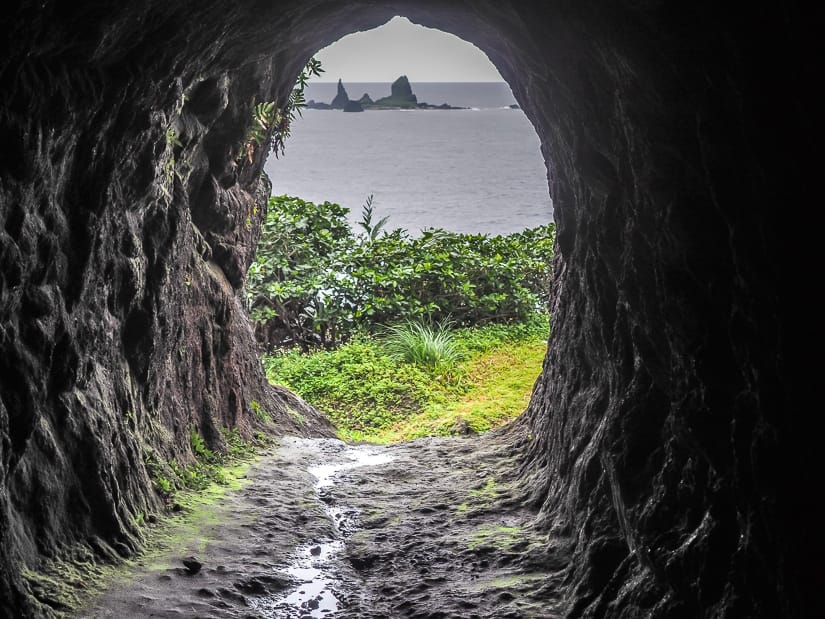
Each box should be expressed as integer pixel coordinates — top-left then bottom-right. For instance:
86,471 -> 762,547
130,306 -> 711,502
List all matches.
252,15 -> 555,440
264,15 -> 553,236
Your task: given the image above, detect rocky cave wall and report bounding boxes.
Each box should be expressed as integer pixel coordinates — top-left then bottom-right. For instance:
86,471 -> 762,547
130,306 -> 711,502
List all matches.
0,1 -> 819,617
0,3 -> 342,614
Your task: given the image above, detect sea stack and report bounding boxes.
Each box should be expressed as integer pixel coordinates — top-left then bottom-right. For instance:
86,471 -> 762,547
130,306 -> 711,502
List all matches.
370,75 -> 419,108
330,78 -> 350,109
389,75 -> 417,104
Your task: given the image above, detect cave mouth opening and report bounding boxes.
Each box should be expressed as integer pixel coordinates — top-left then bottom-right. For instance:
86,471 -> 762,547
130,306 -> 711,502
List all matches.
251,14 -> 556,437
266,13 -> 554,235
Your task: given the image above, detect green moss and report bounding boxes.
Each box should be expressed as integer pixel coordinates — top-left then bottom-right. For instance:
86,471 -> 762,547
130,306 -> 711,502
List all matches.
469,478 -> 499,501
287,405 -> 306,425
136,431 -> 261,572
22,544 -> 125,616
452,478 -> 502,518
356,507 -> 405,530
141,462 -> 252,567
467,526 -> 523,551
47,429 -> 267,615
23,568 -> 81,615
145,427 -> 266,503
468,572 -> 547,592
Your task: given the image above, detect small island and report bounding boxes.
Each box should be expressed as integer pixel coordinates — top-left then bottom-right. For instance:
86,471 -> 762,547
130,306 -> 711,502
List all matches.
306,75 -> 466,112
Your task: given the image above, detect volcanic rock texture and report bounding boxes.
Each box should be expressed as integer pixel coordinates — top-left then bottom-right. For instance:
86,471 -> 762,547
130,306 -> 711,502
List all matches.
0,1 -> 819,617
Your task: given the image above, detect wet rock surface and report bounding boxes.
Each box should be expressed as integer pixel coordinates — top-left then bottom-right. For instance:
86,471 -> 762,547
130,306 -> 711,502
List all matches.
334,432 -> 567,618
78,429 -> 566,618
77,439 -> 335,618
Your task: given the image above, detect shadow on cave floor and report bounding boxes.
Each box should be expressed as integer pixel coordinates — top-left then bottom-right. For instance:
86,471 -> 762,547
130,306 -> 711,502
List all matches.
76,429 -> 568,618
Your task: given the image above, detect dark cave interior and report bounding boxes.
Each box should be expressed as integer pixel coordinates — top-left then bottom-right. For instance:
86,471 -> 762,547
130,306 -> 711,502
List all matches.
0,1 -> 821,617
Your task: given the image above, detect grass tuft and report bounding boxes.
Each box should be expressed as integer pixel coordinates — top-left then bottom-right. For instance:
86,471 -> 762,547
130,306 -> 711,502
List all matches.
383,319 -> 464,370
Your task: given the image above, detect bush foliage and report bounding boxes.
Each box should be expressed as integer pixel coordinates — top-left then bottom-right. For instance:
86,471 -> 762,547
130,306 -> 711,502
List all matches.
247,195 -> 555,350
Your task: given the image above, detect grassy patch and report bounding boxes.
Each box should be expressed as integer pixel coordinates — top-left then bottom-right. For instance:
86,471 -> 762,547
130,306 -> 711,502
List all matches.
373,338 -> 546,442
263,338 -> 442,433
264,314 -> 548,443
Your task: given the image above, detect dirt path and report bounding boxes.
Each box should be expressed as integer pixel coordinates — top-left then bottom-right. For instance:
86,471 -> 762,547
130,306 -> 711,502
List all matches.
77,430 -> 567,618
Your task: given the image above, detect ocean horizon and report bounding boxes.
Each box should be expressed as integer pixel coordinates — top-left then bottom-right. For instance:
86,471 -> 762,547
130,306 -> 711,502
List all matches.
265,82 -> 553,235
303,80 -> 519,110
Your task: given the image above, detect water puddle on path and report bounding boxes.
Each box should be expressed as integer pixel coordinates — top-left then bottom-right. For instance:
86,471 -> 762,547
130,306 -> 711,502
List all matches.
249,440 -> 393,618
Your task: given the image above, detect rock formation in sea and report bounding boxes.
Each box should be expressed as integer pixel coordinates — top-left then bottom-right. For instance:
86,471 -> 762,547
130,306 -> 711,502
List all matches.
366,75 -> 465,109
371,75 -> 418,108
391,75 -> 416,101
330,78 -> 350,109
310,76 -> 463,111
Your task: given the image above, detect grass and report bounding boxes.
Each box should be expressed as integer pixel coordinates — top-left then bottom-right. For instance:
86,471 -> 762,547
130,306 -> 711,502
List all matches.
263,314 -> 548,443
383,319 -> 464,369
263,338 -> 439,432
370,338 -> 545,442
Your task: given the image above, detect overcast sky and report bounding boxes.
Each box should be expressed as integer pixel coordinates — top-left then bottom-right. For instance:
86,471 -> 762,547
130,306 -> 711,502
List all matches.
313,16 -> 504,82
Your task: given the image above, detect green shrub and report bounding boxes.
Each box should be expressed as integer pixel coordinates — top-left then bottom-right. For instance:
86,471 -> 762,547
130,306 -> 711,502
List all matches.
247,195 -> 555,350
155,476 -> 173,495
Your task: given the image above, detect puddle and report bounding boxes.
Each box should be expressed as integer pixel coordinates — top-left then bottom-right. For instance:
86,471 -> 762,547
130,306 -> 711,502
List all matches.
277,541 -> 343,617
250,440 -> 393,618
311,450 -> 394,489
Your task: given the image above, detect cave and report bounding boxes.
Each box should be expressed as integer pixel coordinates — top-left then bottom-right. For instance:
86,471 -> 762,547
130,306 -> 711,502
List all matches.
0,1 -> 819,617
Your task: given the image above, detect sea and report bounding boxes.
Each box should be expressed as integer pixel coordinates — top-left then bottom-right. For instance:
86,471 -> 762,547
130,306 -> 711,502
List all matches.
263,82 -> 553,236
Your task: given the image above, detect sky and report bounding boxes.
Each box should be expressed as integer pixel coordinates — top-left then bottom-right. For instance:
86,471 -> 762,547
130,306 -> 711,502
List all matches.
313,16 -> 504,83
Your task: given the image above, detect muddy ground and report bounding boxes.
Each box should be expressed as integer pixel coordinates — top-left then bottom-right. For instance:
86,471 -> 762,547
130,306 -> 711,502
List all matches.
76,427 -> 568,618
